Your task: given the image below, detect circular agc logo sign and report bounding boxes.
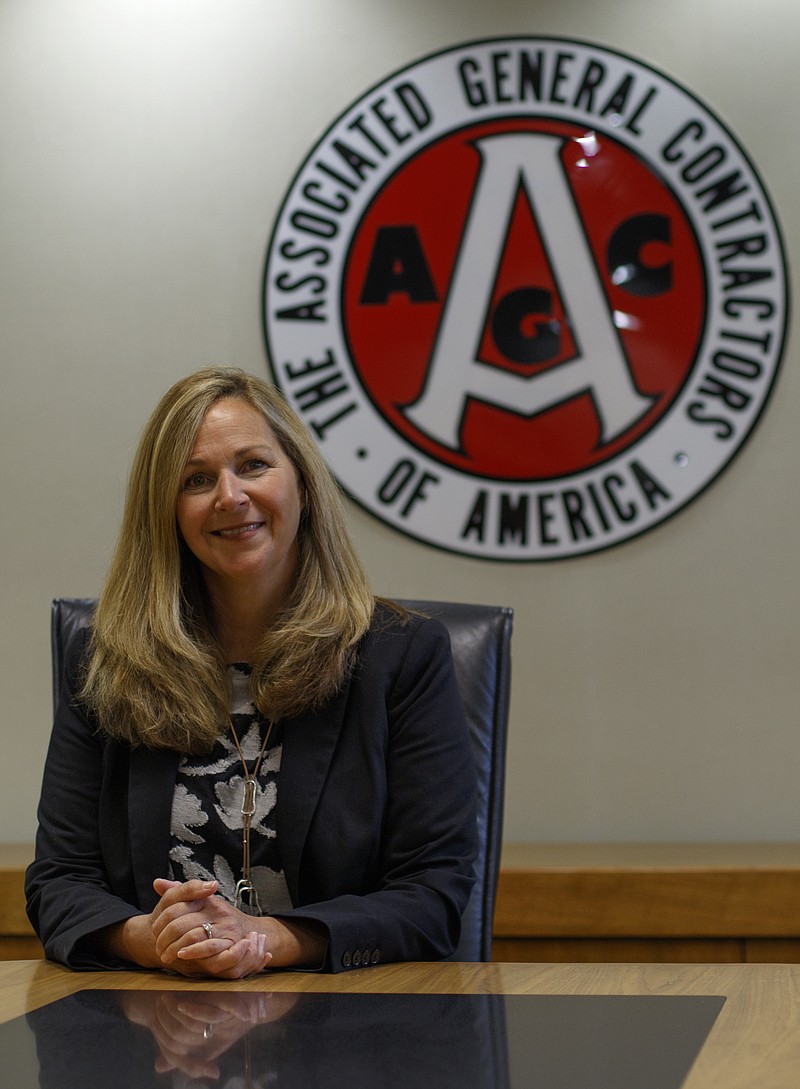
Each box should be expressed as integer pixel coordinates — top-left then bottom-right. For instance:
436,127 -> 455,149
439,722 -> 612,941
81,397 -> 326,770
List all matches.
263,37 -> 788,560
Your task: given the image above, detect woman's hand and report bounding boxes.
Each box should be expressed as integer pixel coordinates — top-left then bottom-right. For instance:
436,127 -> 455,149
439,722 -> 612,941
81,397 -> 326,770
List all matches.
149,878 -> 272,979
99,877 -> 328,976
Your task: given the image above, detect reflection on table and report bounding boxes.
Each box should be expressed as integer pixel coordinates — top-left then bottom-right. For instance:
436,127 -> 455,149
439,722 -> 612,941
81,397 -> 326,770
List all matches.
21,985 -> 725,1089
27,988 -> 502,1089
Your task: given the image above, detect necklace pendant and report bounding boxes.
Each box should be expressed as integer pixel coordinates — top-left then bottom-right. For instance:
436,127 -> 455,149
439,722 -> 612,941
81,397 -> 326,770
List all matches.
235,878 -> 264,916
241,777 -> 257,817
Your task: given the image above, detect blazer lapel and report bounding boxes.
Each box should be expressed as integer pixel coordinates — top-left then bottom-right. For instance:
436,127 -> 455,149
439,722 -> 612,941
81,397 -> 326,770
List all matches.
128,746 -> 179,910
277,679 -> 350,904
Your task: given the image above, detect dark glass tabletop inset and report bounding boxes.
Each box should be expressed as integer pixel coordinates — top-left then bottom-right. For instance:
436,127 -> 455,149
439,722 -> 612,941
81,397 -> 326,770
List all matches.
8,988 -> 724,1088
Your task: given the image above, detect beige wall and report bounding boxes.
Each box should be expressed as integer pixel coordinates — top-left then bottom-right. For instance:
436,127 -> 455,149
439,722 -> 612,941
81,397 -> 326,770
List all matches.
2,0 -> 798,844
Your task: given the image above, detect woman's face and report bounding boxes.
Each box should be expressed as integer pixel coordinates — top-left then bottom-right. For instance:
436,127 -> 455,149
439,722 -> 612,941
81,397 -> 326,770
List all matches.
176,397 -> 304,604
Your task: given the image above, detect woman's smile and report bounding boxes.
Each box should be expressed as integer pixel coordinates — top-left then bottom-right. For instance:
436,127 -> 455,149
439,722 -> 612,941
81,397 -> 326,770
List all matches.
211,521 -> 266,539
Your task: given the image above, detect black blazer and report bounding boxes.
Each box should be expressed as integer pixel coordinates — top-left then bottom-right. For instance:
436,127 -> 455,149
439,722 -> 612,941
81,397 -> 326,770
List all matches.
25,605 -> 478,972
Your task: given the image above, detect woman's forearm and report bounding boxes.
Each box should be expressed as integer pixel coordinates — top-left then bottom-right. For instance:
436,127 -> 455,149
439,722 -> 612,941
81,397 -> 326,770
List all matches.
95,913 -> 163,968
261,916 -> 328,968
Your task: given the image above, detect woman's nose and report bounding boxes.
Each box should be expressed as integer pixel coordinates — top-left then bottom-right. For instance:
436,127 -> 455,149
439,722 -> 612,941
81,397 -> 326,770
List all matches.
214,472 -> 247,510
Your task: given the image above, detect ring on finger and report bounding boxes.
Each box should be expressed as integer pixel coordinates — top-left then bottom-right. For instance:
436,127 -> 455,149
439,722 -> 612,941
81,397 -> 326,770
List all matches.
202,922 -> 213,940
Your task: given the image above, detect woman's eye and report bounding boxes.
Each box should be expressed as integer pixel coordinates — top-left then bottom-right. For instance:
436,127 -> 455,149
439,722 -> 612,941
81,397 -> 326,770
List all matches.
242,458 -> 268,473
183,473 -> 209,490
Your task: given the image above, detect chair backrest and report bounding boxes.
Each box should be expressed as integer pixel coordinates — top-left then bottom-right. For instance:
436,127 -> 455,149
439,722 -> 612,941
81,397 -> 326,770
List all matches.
51,596 -> 512,961
51,598 -> 95,715
397,600 -> 512,961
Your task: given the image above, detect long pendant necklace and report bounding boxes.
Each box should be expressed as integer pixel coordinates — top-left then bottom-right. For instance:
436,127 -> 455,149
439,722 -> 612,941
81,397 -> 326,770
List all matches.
229,717 -> 274,915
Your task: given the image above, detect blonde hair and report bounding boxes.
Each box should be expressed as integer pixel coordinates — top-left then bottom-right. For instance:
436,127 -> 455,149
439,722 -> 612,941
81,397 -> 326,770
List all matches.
81,366 -> 375,750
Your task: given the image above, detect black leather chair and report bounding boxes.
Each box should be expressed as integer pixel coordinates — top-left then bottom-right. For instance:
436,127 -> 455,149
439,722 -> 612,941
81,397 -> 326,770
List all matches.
396,600 -> 512,961
51,596 -> 512,961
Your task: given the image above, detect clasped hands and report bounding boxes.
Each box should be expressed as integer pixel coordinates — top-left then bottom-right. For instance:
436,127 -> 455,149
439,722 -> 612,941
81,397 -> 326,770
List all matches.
109,876 -> 327,976
144,877 -> 273,979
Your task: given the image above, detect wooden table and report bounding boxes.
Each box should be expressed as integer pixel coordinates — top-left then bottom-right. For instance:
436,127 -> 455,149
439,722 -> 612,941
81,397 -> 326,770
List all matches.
2,959 -> 799,1089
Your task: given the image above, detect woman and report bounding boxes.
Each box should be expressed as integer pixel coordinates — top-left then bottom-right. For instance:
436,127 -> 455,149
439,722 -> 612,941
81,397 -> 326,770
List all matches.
25,366 -> 478,977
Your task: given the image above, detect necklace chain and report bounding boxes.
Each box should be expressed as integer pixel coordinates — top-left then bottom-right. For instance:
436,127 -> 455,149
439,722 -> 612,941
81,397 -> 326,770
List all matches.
229,717 -> 274,915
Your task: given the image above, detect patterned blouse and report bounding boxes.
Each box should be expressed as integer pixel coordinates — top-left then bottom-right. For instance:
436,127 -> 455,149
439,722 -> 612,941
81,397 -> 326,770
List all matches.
168,664 -> 293,916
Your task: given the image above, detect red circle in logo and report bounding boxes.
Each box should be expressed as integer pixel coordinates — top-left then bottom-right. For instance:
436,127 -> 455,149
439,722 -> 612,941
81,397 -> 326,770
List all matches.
343,117 -> 705,481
